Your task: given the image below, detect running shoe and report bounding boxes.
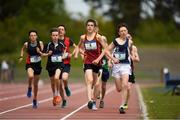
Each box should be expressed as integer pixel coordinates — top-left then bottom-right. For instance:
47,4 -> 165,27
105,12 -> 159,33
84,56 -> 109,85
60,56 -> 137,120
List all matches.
123,103 -> 128,109
87,101 -> 93,109
99,100 -> 104,108
53,96 -> 61,106
53,96 -> 56,106
61,100 -> 67,108
97,96 -> 100,99
92,101 -> 97,110
32,99 -> 38,109
55,96 -> 61,105
65,86 -> 71,97
27,87 -> 32,98
119,105 -> 126,114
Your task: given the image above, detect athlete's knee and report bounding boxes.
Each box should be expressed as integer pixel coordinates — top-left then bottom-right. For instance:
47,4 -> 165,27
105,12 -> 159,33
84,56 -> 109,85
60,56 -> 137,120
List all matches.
86,78 -> 93,84
102,84 -> 106,90
29,76 -> 34,80
116,87 -> 121,92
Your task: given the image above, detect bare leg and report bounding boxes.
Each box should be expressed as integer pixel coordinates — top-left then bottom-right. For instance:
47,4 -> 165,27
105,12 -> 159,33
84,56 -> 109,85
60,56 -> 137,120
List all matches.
33,75 -> 39,100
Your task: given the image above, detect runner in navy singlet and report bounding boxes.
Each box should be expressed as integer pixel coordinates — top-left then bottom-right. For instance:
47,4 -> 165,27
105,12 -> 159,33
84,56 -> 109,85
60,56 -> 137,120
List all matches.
19,30 -> 44,108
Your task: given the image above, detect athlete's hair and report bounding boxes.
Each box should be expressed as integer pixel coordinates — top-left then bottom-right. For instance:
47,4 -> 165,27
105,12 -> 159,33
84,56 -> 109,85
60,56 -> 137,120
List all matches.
116,23 -> 128,37
28,30 -> 38,36
50,27 -> 58,34
117,23 -> 128,32
58,24 -> 66,31
86,19 -> 98,27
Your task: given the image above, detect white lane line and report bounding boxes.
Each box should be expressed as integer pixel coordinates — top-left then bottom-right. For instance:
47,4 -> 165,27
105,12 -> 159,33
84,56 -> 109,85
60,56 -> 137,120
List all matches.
0,98 -> 51,115
60,85 -> 115,120
0,87 -> 85,115
0,90 -> 50,102
136,84 -> 149,120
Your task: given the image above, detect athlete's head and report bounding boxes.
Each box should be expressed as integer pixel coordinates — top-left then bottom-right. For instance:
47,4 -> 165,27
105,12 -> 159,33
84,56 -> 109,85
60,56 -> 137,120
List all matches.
117,23 -> 128,38
86,19 -> 98,33
58,25 -> 66,37
28,30 -> 38,42
50,28 -> 59,42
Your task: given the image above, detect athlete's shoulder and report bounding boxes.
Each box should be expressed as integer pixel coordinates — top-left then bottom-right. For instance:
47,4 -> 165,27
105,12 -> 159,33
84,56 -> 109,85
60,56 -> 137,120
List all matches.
96,33 -> 102,39
80,34 -> 86,41
132,45 -> 138,51
39,40 -> 43,44
24,42 -> 28,45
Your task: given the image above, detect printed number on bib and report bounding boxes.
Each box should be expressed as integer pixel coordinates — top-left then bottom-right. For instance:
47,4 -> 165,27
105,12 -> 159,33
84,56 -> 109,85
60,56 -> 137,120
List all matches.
114,52 -> 126,60
30,56 -> 41,63
51,55 -> 62,62
85,41 -> 97,50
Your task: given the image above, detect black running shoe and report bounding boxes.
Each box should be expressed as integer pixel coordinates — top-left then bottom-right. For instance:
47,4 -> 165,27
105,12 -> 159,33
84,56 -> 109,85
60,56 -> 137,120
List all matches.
65,87 -> 71,97
87,101 -> 93,109
119,107 -> 125,114
99,100 -> 104,108
32,99 -> 38,109
27,87 -> 32,98
61,100 -> 67,108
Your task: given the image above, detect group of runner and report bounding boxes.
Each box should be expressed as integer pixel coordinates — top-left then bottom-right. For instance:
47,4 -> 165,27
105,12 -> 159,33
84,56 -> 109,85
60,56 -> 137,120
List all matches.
19,25 -> 75,108
19,18 -> 140,114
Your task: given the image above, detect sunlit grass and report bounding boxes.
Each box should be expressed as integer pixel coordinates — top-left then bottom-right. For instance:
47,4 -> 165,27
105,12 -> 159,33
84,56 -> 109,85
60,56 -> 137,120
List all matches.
142,86 -> 180,119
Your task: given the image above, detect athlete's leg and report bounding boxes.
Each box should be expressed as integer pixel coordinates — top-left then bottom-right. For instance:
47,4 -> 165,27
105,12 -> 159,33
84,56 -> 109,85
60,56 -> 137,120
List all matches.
114,77 -> 122,92
125,82 -> 132,105
26,68 -> 34,97
54,69 -> 61,93
33,75 -> 40,100
92,72 -> 99,101
85,69 -> 93,101
54,69 -> 61,104
62,72 -> 71,96
27,68 -> 34,89
101,81 -> 106,101
121,73 -> 129,105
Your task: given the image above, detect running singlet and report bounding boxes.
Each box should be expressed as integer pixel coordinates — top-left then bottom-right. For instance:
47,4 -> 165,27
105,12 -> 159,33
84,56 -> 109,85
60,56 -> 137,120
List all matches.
26,41 -> 41,64
46,41 -> 65,63
59,37 -> 74,64
113,38 -> 130,64
83,34 -> 102,65
102,56 -> 109,70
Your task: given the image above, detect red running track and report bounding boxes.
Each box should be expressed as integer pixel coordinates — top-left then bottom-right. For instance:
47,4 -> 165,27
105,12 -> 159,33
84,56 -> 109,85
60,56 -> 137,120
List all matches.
0,82 -> 142,120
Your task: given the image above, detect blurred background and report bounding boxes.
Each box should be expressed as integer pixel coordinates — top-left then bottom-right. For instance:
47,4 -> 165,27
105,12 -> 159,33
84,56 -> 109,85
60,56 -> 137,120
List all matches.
0,0 -> 180,83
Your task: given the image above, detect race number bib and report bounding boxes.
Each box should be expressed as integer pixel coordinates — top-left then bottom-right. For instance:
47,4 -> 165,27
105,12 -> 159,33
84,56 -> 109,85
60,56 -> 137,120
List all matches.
85,41 -> 97,50
114,52 -> 126,60
30,56 -> 41,63
51,55 -> 62,62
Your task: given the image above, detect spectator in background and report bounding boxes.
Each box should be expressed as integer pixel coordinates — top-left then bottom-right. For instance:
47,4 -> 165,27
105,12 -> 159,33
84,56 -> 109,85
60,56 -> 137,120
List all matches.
1,60 -> 9,81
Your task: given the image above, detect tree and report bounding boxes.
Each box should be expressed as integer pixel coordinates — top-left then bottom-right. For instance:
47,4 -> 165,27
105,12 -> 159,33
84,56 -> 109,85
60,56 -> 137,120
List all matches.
0,0 -> 28,20
84,0 -> 141,33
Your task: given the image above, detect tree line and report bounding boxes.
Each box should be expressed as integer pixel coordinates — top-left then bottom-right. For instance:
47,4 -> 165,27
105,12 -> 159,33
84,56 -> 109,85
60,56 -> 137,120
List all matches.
0,0 -> 180,54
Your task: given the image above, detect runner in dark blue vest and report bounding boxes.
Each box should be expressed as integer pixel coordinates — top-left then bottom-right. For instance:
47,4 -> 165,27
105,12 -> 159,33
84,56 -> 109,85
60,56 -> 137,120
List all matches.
19,30 -> 44,108
44,28 -> 66,106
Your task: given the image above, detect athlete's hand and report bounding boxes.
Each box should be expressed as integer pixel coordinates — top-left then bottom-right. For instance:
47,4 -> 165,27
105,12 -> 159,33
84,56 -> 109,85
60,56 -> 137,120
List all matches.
68,53 -> 72,58
113,58 -> 119,64
18,57 -> 23,63
92,59 -> 99,65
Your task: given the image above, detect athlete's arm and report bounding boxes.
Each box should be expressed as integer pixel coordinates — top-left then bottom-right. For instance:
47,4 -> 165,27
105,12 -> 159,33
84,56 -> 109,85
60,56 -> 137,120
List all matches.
19,42 -> 28,62
36,41 -> 44,56
131,45 -> 140,62
74,35 -> 84,59
92,34 -> 107,65
105,42 -> 119,64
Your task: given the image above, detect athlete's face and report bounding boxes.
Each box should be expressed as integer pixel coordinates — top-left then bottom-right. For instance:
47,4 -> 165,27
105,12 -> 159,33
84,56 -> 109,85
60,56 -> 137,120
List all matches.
86,22 -> 95,33
58,26 -> 65,37
51,31 -> 59,42
119,26 -> 128,38
29,32 -> 37,42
